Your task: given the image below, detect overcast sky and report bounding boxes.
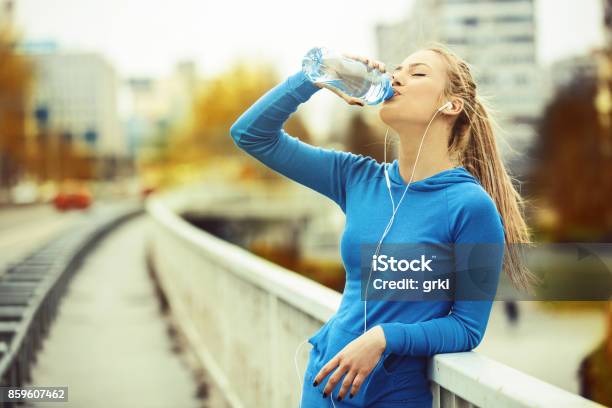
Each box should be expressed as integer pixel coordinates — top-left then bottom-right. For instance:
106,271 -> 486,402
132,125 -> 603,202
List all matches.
14,0 -> 606,79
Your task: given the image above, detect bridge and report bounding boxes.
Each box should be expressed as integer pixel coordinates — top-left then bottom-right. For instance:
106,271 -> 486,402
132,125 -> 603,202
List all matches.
0,186 -> 607,408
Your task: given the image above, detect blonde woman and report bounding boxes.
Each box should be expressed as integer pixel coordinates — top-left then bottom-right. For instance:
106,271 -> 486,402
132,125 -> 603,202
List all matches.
230,43 -> 536,407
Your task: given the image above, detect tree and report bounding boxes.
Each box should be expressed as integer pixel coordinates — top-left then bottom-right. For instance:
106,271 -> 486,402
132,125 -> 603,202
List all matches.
0,27 -> 33,195
526,73 -> 612,242
162,60 -> 313,183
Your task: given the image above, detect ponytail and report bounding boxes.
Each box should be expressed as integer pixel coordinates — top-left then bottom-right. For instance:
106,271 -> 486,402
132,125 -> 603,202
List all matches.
428,43 -> 541,295
463,98 -> 541,295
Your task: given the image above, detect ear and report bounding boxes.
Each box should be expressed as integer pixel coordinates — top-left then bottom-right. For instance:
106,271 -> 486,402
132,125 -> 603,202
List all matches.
444,99 -> 463,116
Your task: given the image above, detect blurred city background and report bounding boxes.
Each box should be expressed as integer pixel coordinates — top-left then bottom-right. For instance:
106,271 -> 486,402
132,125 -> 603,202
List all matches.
0,0 -> 611,407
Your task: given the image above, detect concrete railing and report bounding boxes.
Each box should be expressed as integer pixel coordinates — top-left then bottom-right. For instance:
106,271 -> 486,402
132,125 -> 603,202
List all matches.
145,190 -> 606,408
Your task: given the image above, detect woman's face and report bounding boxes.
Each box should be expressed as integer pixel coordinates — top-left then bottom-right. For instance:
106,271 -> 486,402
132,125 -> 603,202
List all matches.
379,49 -> 449,129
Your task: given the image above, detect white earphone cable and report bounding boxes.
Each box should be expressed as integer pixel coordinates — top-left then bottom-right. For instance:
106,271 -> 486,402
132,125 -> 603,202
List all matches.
363,106 -> 445,334
295,338 -> 309,406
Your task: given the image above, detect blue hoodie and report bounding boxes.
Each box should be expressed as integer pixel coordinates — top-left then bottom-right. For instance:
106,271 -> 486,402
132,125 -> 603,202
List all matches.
230,70 -> 505,406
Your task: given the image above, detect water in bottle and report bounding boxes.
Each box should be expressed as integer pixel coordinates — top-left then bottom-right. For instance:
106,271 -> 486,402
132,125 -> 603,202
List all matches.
302,46 -> 395,106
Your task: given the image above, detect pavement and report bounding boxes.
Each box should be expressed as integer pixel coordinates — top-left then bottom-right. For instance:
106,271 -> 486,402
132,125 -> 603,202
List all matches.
22,215 -> 203,408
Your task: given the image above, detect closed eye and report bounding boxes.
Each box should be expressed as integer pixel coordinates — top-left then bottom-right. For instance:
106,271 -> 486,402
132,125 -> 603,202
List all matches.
412,73 -> 427,77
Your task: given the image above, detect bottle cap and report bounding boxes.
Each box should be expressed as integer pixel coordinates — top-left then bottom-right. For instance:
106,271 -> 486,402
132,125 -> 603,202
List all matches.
382,82 -> 395,102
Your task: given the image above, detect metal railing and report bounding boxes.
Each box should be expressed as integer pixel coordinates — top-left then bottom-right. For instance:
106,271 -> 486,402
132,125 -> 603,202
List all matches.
146,191 -> 606,408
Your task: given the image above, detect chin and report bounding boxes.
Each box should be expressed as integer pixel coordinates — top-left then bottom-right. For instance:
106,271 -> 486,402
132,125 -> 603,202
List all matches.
378,105 -> 396,128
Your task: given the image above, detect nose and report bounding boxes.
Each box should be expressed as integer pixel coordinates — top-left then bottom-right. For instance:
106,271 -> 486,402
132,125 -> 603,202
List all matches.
391,72 -> 402,87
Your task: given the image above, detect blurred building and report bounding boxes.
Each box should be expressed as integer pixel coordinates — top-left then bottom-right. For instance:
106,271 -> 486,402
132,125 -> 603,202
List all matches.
122,78 -> 157,158
375,0 -> 547,163
121,60 -> 199,157
26,50 -> 125,157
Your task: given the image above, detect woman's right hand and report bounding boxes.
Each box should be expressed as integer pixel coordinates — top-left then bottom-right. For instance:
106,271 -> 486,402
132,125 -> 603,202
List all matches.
313,53 -> 386,108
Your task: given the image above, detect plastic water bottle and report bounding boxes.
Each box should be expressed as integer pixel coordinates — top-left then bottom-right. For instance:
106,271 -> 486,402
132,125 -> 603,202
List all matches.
302,46 -> 394,106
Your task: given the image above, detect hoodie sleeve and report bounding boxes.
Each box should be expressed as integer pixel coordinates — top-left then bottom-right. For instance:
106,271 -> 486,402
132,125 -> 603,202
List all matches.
229,70 -> 365,213
379,191 -> 505,356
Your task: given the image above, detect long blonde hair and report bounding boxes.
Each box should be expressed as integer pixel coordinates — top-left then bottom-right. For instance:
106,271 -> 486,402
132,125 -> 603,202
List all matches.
426,43 -> 540,295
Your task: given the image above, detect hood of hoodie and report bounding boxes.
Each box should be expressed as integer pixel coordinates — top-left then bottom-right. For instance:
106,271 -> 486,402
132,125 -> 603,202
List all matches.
388,159 -> 481,191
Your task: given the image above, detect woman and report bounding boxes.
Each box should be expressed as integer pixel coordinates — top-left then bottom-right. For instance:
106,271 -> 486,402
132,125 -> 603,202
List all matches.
229,43 -> 537,407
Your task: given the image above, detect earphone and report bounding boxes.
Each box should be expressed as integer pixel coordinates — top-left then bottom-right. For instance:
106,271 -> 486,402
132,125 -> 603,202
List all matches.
295,101 -> 452,407
438,101 -> 453,112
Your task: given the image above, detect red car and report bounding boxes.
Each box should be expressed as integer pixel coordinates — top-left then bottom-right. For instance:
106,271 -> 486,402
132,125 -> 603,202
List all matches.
53,189 -> 92,211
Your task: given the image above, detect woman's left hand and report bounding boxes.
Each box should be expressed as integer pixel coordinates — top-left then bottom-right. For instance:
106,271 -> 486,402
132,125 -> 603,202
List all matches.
312,325 -> 387,400
341,52 -> 387,73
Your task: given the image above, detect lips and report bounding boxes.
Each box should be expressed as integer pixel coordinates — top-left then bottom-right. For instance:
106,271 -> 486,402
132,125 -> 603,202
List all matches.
384,89 -> 400,103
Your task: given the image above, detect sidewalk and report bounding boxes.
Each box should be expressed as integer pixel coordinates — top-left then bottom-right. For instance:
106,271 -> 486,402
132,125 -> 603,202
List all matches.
24,215 -> 203,408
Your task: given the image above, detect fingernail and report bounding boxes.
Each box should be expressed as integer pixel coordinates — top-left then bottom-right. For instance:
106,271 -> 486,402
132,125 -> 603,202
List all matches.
312,380 -> 318,387
322,392 -> 328,398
